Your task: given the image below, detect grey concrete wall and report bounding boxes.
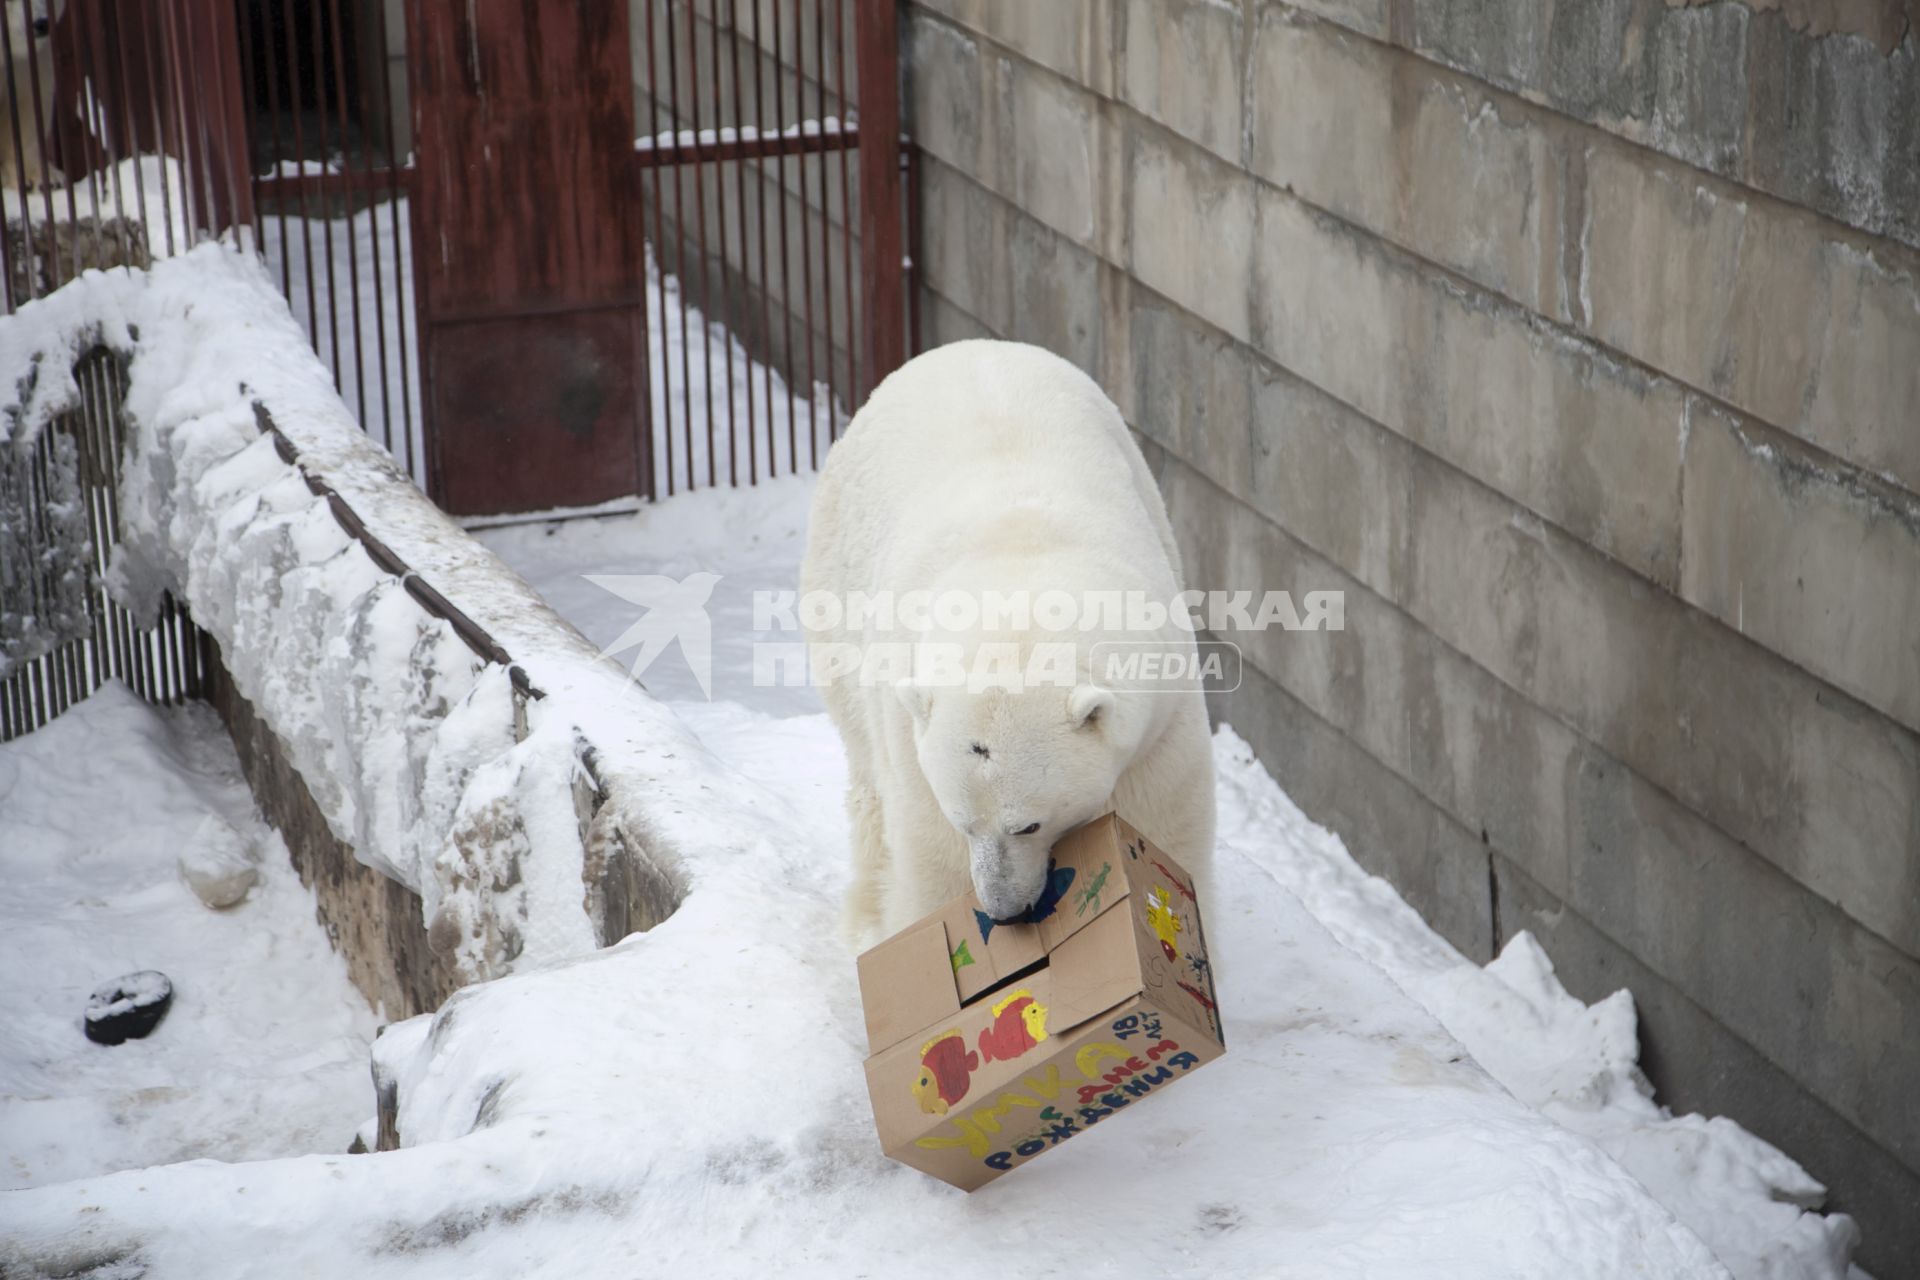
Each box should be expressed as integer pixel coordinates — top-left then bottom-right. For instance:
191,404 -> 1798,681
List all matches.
904,1 -> 1920,1271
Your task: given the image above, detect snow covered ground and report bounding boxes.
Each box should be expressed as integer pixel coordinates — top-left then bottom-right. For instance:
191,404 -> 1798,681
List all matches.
0,245 -> 1862,1278
0,683 -> 379,1189
471,476 -> 1862,1280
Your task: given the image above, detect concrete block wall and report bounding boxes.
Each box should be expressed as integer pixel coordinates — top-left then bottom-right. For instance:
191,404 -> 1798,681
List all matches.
903,1 -> 1920,1270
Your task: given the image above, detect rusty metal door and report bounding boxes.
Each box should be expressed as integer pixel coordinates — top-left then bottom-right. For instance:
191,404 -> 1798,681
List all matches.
406,1 -> 651,516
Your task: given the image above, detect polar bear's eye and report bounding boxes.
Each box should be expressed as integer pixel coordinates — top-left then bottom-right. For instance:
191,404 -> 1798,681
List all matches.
1014,822 -> 1041,837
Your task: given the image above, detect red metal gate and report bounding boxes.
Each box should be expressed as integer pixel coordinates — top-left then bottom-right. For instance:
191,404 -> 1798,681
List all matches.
2,0 -> 911,515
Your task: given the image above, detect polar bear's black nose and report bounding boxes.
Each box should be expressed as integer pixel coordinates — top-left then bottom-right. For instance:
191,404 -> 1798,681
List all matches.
33,17 -> 50,35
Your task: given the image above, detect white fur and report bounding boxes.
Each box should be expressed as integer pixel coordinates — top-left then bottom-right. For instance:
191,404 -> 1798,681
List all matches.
803,340 -> 1216,949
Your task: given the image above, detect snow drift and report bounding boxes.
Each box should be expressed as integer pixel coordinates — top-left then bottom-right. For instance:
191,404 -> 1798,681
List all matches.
0,245 -> 683,991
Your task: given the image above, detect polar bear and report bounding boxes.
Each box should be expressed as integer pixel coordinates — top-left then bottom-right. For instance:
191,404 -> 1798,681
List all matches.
802,340 -> 1215,949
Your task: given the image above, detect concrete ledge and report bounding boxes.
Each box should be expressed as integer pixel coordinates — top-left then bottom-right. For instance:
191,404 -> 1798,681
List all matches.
208,652 -> 460,1022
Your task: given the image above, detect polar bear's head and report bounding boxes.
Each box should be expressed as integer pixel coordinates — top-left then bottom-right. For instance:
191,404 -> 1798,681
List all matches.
900,680 -> 1141,921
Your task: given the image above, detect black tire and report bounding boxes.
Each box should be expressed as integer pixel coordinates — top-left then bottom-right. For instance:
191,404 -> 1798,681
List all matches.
85,971 -> 174,1045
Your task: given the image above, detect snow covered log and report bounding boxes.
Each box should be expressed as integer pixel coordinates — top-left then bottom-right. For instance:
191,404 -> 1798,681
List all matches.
0,246 -> 689,1008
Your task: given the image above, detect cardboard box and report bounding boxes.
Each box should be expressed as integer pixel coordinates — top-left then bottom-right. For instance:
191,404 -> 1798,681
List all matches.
857,813 -> 1224,1190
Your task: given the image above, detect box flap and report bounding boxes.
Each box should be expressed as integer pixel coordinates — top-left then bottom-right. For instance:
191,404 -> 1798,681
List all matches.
939,898 -> 1048,1004
1033,814 -> 1134,951
858,919 -> 961,1055
1043,903 -> 1148,1034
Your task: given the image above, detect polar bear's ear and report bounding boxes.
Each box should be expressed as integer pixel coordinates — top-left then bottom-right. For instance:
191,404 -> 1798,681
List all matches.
894,678 -> 934,728
1068,683 -> 1114,730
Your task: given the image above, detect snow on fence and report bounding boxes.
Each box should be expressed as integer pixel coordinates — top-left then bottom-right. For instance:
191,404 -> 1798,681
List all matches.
0,344 -> 213,737
0,244 -> 696,1018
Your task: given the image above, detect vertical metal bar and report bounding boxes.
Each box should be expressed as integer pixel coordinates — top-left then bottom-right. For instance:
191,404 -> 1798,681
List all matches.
348,0 -> 393,453
75,2 -> 131,266
282,0 -> 320,342
151,599 -> 171,705
105,3 -> 151,255
49,644 -> 69,720
325,0 -> 366,426
907,141 -> 921,356
156,1 -> 203,236
192,0 -> 251,242
665,1 -> 692,495
685,0 -> 718,489
164,595 -> 186,704
139,0 -> 176,258
706,0 -> 738,488
308,0 -> 342,390
15,0 -> 70,290
233,0 -> 262,245
810,0 -> 833,466
208,0 -> 258,243
833,0 -> 855,427
181,618 -> 202,701
747,0 -> 772,487
161,1 -> 201,233
792,0 -> 821,475
260,0 -> 293,292
644,0 -> 672,501
80,371 -> 109,697
723,0 -> 754,490
855,0 -> 903,400
0,7 -> 29,307
59,1 -> 108,267
183,3 -> 225,238
48,1 -> 82,257
373,0 -> 417,481
771,0 -> 798,470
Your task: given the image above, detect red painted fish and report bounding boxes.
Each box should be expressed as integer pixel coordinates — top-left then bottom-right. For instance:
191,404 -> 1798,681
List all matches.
977,988 -> 1050,1063
913,1030 -> 978,1115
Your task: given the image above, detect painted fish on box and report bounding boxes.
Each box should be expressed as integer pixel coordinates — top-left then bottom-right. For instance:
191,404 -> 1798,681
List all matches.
978,988 -> 1050,1063
914,1030 -> 979,1115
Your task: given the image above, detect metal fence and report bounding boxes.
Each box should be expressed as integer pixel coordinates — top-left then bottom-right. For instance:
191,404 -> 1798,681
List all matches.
0,348 -> 211,740
0,0 -> 250,307
0,1 -> 912,737
635,0 -> 914,497
3,2 -> 910,497
239,0 -> 422,478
